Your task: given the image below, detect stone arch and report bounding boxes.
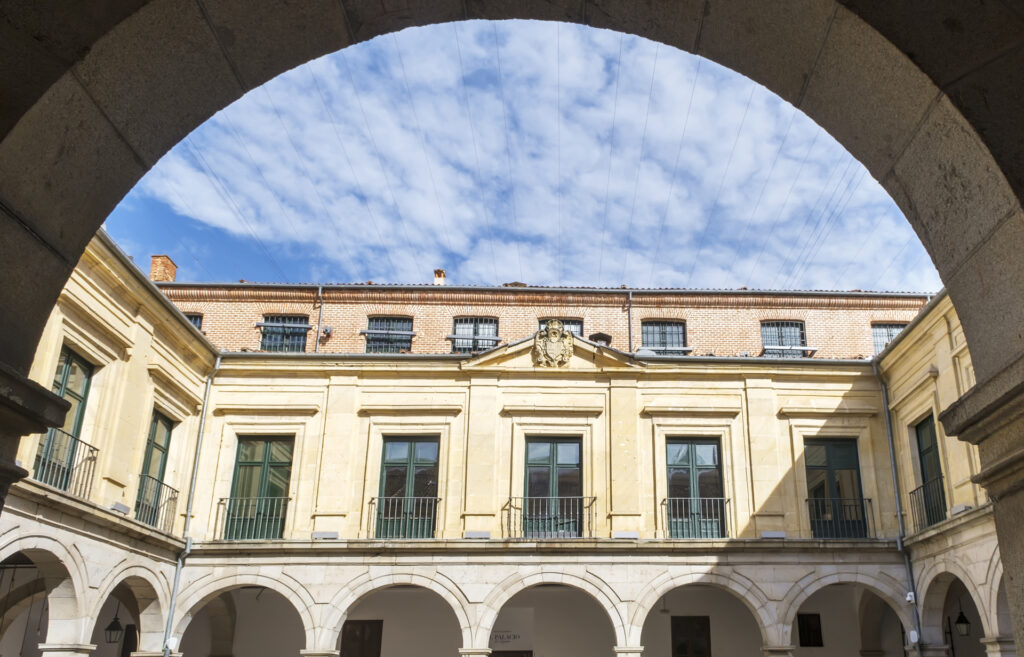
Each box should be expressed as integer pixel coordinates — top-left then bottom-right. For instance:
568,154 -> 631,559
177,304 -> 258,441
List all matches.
87,564 -> 169,652
476,569 -> 627,649
0,0 -> 1022,409
627,570 -> 772,646
0,582 -> 46,637
0,534 -> 88,645
919,568 -> 992,645
857,588 -> 905,655
171,573 -> 317,650
321,570 -> 473,652
777,570 -> 913,647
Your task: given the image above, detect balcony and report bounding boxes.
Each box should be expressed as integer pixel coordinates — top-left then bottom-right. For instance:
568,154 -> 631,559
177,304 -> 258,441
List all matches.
504,496 -> 596,539
662,497 -> 729,539
909,476 -> 947,533
369,497 -> 440,539
32,428 -> 98,500
217,496 -> 289,540
806,498 -> 874,539
134,474 -> 179,533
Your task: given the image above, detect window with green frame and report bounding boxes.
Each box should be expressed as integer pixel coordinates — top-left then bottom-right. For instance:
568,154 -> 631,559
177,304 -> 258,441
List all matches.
804,439 -> 867,538
135,411 -> 173,528
377,437 -> 439,538
524,437 -> 582,537
665,438 -> 725,538
34,346 -> 93,492
225,436 -> 293,539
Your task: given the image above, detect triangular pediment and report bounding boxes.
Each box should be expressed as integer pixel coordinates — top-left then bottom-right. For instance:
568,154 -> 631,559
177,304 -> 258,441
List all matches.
462,333 -> 640,372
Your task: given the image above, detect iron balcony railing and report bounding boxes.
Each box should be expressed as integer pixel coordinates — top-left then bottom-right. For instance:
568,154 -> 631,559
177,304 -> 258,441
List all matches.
806,497 -> 874,539
662,497 -> 729,539
217,497 -> 290,540
369,497 -> 440,539
909,476 -> 947,533
32,428 -> 98,500
505,496 -> 596,539
134,475 -> 179,533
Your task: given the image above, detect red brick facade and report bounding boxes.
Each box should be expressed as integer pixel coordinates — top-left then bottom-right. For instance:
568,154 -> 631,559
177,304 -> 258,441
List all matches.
157,284 -> 928,359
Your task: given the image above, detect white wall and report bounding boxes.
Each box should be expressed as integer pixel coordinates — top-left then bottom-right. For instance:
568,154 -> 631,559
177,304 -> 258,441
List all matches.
490,586 -> 617,657
639,585 -> 763,657
345,587 -> 462,657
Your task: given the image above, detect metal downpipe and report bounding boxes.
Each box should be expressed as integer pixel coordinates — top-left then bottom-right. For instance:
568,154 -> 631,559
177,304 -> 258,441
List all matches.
875,360 -> 924,657
162,354 -> 220,656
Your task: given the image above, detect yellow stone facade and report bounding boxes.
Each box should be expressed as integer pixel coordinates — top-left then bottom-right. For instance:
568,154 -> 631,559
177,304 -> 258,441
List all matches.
0,232 -> 1011,657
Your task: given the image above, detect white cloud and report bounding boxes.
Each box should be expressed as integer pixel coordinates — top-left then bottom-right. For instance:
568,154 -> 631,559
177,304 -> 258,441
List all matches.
122,19 -> 941,292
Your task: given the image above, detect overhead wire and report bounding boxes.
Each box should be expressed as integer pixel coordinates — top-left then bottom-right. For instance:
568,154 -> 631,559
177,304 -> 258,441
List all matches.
307,60 -> 400,281
828,201 -> 895,289
766,152 -> 854,289
683,82 -> 758,287
338,51 -> 428,278
647,57 -> 702,288
491,23 -> 525,282
872,232 -> 918,291
451,23 -> 501,284
619,43 -> 662,284
257,83 -> 360,275
183,137 -> 291,282
595,33 -> 627,286
743,125 -> 824,286
390,34 -> 457,258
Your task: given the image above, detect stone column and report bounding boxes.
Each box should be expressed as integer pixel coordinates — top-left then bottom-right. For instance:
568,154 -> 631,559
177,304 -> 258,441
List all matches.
919,644 -> 951,657
942,383 -> 1024,647
762,646 -> 795,657
981,636 -> 1018,656
457,650 -> 492,656
613,646 -> 644,657
0,363 -> 68,511
299,651 -> 339,657
38,645 -> 96,657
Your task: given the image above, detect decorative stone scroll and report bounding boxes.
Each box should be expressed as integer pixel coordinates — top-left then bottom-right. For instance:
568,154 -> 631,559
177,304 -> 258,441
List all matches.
532,319 -> 573,367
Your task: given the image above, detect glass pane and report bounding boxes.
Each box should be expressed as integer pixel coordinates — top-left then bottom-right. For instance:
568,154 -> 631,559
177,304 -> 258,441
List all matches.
66,358 -> 90,396
805,444 -> 828,468
478,321 -> 497,337
52,350 -> 69,391
527,466 -> 550,497
557,442 -> 580,465
454,322 -> 474,337
384,441 -> 409,463
667,442 -> 689,466
806,468 -> 829,499
834,469 -> 861,499
237,440 -> 264,462
269,440 -> 293,463
668,468 -> 691,498
527,442 -> 550,464
415,441 -> 439,463
153,417 -> 172,449
233,465 -> 261,497
383,466 -> 408,497
697,469 -> 722,498
695,444 -> 718,466
413,465 -> 438,497
60,396 -> 81,434
557,466 -> 582,497
829,442 -> 859,469
143,445 -> 166,478
265,465 -> 291,498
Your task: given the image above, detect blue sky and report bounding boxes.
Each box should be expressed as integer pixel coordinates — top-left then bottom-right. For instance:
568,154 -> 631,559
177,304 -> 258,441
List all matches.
105,20 -> 941,292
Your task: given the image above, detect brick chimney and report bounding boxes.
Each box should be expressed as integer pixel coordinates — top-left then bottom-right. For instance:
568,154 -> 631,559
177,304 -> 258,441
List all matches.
149,255 -> 178,282
433,268 -> 446,286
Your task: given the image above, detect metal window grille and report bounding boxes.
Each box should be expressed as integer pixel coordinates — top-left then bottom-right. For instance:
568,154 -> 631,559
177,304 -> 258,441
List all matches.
641,321 -> 688,355
185,314 -> 203,330
872,323 -> 907,355
365,317 -> 414,353
761,321 -> 807,358
259,315 -> 310,352
537,319 -> 583,336
451,317 -> 499,353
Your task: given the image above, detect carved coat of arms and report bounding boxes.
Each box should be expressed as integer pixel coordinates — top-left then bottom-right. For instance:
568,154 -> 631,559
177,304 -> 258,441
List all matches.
533,319 -> 573,367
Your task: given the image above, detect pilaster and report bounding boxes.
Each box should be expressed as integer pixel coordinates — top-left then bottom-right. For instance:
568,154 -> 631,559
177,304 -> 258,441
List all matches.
299,651 -> 339,657
613,646 -> 645,657
981,636 -> 1018,656
919,644 -> 951,657
762,646 -> 795,657
38,645 -> 96,657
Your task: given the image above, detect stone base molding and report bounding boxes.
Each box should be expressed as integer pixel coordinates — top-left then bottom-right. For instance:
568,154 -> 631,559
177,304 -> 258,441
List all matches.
130,653 -> 181,657
919,644 -> 952,657
613,647 -> 645,657
299,651 -> 340,657
762,646 -> 795,657
458,650 -> 492,656
982,636 -> 1018,656
38,645 -> 97,656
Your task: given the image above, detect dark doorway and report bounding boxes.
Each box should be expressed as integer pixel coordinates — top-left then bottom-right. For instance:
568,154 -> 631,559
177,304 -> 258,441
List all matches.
672,616 -> 711,657
341,620 -> 383,657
